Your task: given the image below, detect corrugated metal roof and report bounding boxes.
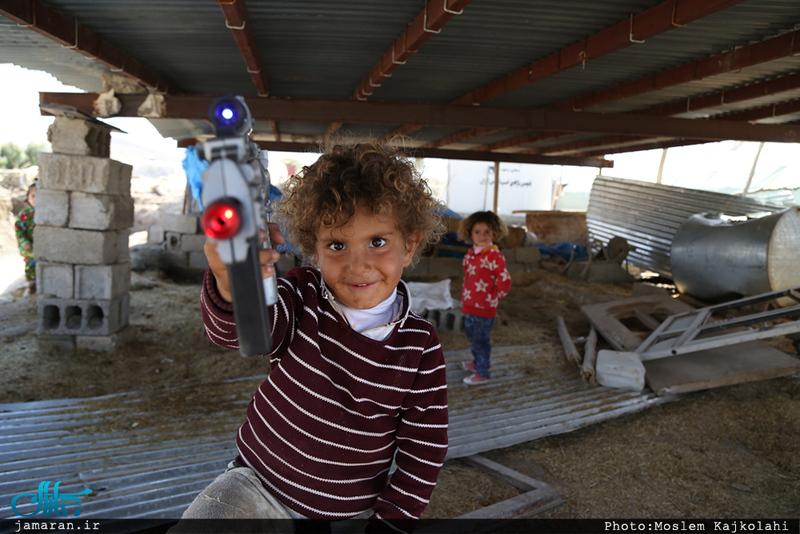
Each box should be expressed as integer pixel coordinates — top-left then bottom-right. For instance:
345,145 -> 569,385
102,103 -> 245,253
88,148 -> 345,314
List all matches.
0,345 -> 677,520
2,0 -> 799,154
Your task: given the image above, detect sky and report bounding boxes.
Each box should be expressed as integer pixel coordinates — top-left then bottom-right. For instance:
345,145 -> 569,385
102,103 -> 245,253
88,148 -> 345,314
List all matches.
2,62 -> 798,209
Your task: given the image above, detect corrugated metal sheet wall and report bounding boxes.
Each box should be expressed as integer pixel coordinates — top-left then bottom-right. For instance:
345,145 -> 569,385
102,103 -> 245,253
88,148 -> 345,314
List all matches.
586,176 -> 782,277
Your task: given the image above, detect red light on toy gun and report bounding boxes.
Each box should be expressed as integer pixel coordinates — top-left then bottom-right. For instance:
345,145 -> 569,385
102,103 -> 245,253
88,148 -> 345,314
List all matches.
202,199 -> 242,240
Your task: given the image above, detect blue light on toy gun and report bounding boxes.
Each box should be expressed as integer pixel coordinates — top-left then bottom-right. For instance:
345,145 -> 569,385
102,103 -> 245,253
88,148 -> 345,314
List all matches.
210,96 -> 252,137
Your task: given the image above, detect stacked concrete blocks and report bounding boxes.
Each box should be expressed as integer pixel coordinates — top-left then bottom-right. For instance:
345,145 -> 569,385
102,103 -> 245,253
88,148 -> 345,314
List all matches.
35,117 -> 133,350
420,305 -> 466,334
404,246 -> 542,277
148,213 -> 209,271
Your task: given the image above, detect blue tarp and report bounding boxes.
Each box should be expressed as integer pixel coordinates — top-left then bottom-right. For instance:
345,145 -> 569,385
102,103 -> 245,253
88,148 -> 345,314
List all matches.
536,241 -> 589,262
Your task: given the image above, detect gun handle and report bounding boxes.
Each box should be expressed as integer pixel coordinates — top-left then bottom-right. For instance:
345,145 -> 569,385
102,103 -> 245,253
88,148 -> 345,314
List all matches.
227,236 -> 273,357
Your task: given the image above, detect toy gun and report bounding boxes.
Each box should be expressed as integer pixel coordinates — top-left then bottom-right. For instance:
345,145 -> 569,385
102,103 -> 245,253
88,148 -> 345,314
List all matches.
198,96 -> 277,357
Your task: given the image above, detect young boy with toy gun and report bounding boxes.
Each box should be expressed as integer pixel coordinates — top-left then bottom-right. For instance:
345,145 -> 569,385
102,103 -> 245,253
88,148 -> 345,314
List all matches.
197,96 -> 278,357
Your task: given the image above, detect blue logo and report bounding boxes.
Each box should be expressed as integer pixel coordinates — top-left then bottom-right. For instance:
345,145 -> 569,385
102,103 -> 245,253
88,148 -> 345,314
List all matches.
11,481 -> 92,517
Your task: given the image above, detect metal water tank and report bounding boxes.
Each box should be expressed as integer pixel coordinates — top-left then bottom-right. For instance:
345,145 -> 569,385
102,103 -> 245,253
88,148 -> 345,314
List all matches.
670,207 -> 800,301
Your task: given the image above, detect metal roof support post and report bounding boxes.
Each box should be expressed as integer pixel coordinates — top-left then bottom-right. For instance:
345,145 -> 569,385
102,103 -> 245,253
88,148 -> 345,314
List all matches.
493,161 -> 500,214
656,147 -> 668,184
741,142 -> 765,196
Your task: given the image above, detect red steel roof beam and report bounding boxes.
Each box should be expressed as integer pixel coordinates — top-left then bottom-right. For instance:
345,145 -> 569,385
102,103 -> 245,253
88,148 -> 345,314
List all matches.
579,139 -> 708,157
538,70 -> 800,156
401,0 -> 746,146
0,0 -> 182,94
483,28 -> 800,153
559,28 -> 800,112
456,0 -> 746,107
327,0 -> 471,139
216,0 -> 269,96
549,100 -> 800,157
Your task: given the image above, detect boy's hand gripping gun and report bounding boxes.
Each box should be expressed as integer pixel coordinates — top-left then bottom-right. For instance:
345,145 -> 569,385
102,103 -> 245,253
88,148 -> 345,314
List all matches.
198,96 -> 277,357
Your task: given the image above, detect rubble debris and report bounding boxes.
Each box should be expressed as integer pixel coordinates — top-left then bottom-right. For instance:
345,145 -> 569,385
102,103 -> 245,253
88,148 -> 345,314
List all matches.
643,341 -> 800,396
581,295 -> 694,352
637,286 -> 800,360
556,315 -> 582,368
581,326 -> 598,385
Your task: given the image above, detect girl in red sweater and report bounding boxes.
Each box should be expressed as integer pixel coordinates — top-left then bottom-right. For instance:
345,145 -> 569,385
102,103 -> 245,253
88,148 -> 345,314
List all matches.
458,211 -> 512,385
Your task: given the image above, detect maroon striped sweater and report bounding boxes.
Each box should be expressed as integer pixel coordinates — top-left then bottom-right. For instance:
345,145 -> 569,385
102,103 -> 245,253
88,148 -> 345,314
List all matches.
201,266 -> 449,529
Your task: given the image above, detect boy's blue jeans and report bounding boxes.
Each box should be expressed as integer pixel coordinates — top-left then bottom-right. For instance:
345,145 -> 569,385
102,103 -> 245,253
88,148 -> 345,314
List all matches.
465,314 -> 495,379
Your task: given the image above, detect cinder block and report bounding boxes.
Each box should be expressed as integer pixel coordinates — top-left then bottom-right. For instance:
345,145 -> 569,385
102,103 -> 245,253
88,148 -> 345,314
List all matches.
35,226 -> 126,265
117,230 -> 130,262
147,224 -> 164,246
515,246 -> 542,264
35,189 -> 70,227
180,233 -> 207,252
76,325 -> 133,352
75,262 -> 131,299
39,153 -> 132,195
38,295 -> 129,336
36,261 -> 74,298
164,250 -> 189,267
162,213 -> 200,234
188,251 -> 209,270
37,334 -> 76,353
70,192 -> 134,231
47,117 -> 112,157
501,248 -> 516,262
420,307 -> 465,333
506,262 -> 525,272
163,231 -> 182,251
428,257 -> 463,278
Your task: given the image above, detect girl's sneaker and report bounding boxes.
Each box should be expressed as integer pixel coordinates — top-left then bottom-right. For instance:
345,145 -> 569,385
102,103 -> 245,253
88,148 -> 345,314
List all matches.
463,372 -> 489,385
461,360 -> 476,371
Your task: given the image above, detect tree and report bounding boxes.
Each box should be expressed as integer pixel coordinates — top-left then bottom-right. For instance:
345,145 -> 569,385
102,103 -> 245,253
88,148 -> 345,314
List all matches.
25,142 -> 46,167
0,142 -> 24,169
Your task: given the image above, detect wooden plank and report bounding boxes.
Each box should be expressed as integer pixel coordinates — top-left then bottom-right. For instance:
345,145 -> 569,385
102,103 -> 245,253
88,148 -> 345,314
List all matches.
461,455 -> 541,492
417,455 -> 564,532
556,316 -> 582,367
455,486 -> 564,520
581,295 -> 695,351
643,341 -> 800,396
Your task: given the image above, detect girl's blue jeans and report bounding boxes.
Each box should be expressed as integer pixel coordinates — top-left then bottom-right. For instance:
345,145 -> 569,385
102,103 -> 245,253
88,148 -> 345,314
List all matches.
465,314 -> 495,379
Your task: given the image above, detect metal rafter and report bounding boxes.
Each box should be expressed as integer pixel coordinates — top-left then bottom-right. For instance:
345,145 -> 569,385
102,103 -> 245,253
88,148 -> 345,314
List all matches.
324,0 -> 471,139
216,0 -> 269,97
175,139 -> 612,168
387,0 -> 745,144
39,92 -> 800,144
537,72 -> 800,156
0,0 -> 182,94
564,100 -> 800,157
483,27 -> 800,154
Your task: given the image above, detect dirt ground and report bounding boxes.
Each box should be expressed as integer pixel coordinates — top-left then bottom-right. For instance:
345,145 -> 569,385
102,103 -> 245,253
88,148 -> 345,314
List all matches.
0,177 -> 798,520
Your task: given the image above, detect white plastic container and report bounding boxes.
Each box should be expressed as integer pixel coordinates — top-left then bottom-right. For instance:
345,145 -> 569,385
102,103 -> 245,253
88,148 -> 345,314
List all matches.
596,350 -> 645,391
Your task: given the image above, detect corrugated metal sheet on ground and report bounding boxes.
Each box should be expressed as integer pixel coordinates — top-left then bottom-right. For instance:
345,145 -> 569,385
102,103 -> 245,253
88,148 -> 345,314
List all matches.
0,345 -> 678,520
586,176 -> 782,277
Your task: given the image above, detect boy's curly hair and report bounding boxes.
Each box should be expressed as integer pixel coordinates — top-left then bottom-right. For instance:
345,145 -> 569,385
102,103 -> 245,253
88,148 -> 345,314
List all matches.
275,143 -> 444,265
457,210 -> 508,244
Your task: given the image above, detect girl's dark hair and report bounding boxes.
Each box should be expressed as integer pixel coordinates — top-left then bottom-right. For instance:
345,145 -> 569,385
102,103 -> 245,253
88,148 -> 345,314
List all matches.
276,143 -> 444,264
26,181 -> 37,204
457,210 -> 508,244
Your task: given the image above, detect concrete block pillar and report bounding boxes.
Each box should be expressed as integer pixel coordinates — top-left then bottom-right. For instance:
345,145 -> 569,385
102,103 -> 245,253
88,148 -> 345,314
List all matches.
35,116 -> 133,351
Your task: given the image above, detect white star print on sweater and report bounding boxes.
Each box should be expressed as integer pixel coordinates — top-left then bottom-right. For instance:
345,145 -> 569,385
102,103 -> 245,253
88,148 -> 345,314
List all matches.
461,245 -> 511,319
